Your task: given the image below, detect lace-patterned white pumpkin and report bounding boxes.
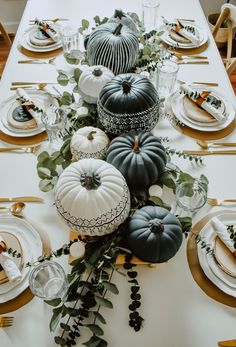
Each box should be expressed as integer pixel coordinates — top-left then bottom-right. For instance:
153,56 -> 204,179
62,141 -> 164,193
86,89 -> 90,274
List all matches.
70,126 -> 110,160
55,159 -> 130,236
78,66 -> 114,104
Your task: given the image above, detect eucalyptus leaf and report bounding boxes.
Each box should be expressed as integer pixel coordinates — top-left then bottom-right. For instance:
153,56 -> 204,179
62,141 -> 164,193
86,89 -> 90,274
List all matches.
54,336 -> 67,346
178,172 -> 194,184
39,179 -> 54,192
37,151 -> 49,163
44,298 -> 61,307
85,324 -> 104,336
37,167 -> 51,179
148,196 -> 171,210
102,281 -> 119,295
159,171 -> 176,189
74,68 -> 82,83
82,19 -> 89,29
50,306 -> 64,332
94,295 -> 113,309
57,72 -> 69,86
92,311 -> 106,324
83,336 -> 101,347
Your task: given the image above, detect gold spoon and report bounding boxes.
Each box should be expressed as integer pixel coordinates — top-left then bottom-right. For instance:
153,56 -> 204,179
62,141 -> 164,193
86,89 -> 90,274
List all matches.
197,139 -> 236,149
0,202 -> 26,217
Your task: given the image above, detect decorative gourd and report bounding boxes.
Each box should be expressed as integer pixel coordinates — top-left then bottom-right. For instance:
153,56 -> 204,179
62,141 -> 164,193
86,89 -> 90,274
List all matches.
108,9 -> 139,35
98,73 -> 160,135
86,23 -> 139,75
126,206 -> 183,263
106,131 -> 167,189
70,126 -> 110,160
55,158 -> 130,236
78,66 -> 114,104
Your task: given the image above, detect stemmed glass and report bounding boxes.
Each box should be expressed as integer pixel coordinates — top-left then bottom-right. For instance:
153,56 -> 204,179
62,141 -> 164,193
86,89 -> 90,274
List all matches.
41,105 -> 67,153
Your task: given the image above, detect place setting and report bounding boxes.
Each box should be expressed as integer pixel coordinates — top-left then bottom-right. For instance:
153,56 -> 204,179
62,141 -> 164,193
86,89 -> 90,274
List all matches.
187,209 -> 236,307
159,16 -> 209,54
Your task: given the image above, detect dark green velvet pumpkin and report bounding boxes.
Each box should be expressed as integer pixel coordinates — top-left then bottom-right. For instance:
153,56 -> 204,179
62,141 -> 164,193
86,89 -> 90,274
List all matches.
98,73 -> 160,135
106,131 -> 167,189
86,23 -> 139,75
126,206 -> 183,263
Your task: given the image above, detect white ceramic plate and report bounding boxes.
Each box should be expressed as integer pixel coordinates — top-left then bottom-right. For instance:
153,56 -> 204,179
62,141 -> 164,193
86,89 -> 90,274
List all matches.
159,21 -> 208,49
0,90 -> 55,137
19,27 -> 62,52
197,212 -> 236,297
0,215 -> 42,303
170,86 -> 235,132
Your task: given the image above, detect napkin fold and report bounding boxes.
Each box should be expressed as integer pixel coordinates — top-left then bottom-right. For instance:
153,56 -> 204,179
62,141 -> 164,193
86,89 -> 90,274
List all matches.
162,17 -> 200,45
16,88 -> 42,126
180,85 -> 225,122
35,19 -> 59,42
211,217 -> 236,258
0,237 -> 22,284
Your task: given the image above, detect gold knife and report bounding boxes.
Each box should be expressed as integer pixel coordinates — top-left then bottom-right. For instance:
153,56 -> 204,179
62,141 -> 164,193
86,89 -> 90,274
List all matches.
184,150 -> 236,156
178,61 -> 209,65
11,82 -> 57,85
0,196 -> 44,203
218,340 -> 236,347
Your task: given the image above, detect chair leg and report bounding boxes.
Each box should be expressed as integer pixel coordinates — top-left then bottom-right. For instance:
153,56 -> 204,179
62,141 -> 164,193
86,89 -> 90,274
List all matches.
226,57 -> 236,76
0,22 -> 12,47
226,19 -> 233,69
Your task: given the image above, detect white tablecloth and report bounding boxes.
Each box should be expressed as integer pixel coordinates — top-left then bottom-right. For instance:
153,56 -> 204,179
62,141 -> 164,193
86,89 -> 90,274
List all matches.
0,1 -> 236,346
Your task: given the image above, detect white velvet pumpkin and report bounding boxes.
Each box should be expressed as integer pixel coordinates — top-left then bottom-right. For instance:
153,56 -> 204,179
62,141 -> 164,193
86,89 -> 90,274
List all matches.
70,126 -> 110,160
78,65 -> 114,104
55,158 -> 131,236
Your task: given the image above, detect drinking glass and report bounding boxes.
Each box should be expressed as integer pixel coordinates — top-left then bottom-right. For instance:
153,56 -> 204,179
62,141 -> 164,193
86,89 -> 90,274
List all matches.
59,25 -> 79,53
175,180 -> 207,217
142,0 -> 160,32
41,105 -> 67,153
29,261 -> 68,301
156,60 -> 179,98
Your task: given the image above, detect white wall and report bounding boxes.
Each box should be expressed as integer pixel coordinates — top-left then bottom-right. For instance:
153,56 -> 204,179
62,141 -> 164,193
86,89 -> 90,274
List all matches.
200,0 -> 236,16
0,0 -> 26,32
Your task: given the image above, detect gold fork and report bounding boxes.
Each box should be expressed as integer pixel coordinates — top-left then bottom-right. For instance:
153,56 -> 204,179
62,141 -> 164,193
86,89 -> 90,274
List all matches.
207,198 -> 236,206
0,316 -> 14,328
0,146 -> 39,153
18,57 -> 57,65
10,83 -> 48,91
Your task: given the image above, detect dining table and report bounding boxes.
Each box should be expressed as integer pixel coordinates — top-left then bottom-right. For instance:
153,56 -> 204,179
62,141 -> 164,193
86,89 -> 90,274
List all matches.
1,0 -> 236,346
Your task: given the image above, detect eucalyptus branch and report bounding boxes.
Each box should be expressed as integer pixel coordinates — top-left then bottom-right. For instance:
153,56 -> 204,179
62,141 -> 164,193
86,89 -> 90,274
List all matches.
195,234 -> 214,256
165,146 -> 203,164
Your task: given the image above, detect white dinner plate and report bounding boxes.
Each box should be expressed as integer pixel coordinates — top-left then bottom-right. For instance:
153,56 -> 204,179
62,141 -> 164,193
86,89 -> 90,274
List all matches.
170,86 -> 235,132
197,212 -> 236,297
0,90 -> 55,137
19,27 -> 62,53
0,215 -> 42,303
159,21 -> 208,49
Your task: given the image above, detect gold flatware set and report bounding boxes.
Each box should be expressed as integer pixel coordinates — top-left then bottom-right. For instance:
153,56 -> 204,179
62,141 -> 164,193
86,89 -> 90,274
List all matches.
184,149 -> 236,156
0,316 -> 14,328
0,146 -> 39,153
17,57 -> 57,65
207,198 -> 236,207
29,18 -> 69,23
0,196 -> 44,203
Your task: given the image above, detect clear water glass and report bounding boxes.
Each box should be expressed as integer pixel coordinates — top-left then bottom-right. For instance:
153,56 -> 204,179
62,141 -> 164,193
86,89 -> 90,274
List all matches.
59,25 -> 79,53
142,0 -> 160,32
156,60 -> 179,98
175,180 -> 207,217
29,261 -> 68,301
41,105 -> 67,152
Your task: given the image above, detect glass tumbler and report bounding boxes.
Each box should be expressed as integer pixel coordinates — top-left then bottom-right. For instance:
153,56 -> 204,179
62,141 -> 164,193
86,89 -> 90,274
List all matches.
142,0 -> 160,32
156,60 -> 179,98
175,180 -> 207,217
41,105 -> 67,153
59,25 -> 79,53
29,261 -> 68,301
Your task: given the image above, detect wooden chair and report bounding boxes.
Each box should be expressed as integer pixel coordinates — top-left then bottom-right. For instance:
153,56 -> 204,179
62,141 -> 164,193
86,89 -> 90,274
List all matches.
0,22 -> 12,77
212,6 -> 236,77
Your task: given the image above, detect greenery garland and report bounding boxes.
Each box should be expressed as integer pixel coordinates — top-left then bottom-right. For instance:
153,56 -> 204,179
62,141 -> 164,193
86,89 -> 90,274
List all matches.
34,12 -> 209,347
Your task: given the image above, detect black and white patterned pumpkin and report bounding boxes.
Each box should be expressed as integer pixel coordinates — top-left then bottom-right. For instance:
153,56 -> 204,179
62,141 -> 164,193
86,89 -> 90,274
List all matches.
55,159 -> 130,236
86,23 -> 139,75
108,9 -> 139,35
97,73 -> 160,135
70,126 -> 110,160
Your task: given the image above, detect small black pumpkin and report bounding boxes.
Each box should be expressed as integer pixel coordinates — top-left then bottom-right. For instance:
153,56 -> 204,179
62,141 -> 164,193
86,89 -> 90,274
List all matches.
106,131 -> 167,189
126,206 -> 183,263
86,23 -> 139,75
98,73 -> 160,135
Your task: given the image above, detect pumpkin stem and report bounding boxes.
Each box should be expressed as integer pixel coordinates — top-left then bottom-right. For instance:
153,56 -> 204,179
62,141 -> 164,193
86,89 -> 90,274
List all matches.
92,67 -> 103,77
113,23 -> 123,36
80,173 -> 101,190
149,218 -> 164,233
122,80 -> 131,94
132,135 -> 140,153
87,130 -> 96,141
114,9 -> 125,19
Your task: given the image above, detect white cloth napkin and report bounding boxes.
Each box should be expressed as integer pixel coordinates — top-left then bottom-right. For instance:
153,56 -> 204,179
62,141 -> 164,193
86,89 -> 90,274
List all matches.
162,17 -> 200,45
221,4 -> 236,28
35,19 -> 59,42
0,237 -> 22,284
211,217 -> 236,257
180,85 -> 225,122
16,88 -> 42,126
